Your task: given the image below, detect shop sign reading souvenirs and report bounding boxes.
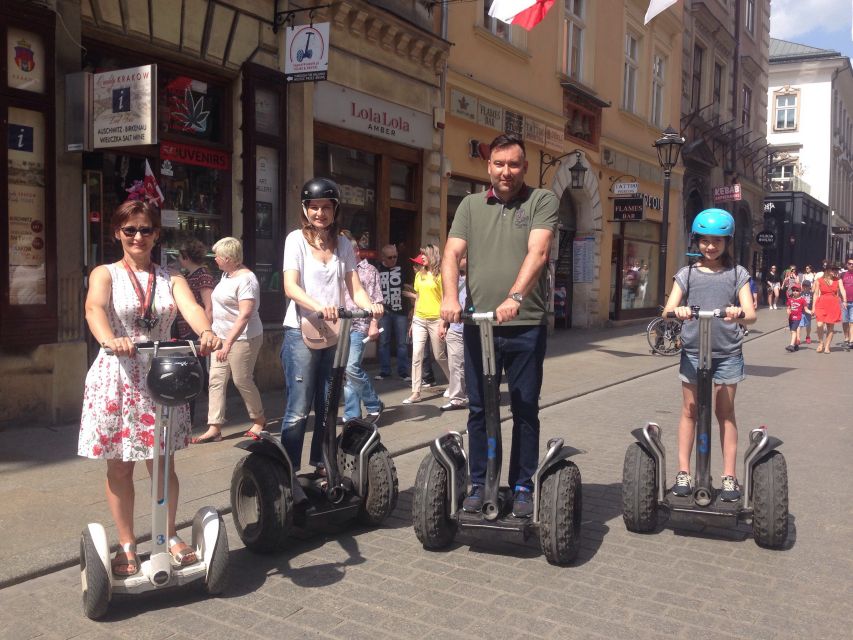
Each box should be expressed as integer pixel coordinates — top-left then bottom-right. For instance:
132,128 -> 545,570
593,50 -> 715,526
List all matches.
284,23 -> 330,82
93,65 -> 157,148
314,83 -> 433,148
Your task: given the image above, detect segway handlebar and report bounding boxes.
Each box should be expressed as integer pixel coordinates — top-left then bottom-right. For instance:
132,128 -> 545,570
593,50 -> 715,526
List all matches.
666,308 -> 746,320
103,339 -> 200,356
313,308 -> 374,320
461,311 -> 495,321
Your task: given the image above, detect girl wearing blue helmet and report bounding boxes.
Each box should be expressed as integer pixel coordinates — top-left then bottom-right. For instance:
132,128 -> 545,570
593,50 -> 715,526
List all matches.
662,208 -> 756,502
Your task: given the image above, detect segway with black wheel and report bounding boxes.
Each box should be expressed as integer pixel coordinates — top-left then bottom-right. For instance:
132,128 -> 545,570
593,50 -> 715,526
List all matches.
412,312 -> 583,565
621,308 -> 789,548
230,309 -> 398,553
80,340 -> 230,620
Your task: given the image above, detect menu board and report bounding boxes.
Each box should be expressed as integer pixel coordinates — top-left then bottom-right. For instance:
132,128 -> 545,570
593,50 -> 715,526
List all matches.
572,236 -> 595,283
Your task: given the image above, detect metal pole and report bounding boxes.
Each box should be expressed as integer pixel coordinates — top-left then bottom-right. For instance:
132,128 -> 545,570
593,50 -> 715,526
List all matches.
657,168 -> 672,306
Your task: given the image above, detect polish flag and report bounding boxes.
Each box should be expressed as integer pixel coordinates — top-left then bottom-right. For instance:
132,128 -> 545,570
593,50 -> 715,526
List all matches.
143,159 -> 165,208
488,0 -> 556,31
644,0 -> 679,24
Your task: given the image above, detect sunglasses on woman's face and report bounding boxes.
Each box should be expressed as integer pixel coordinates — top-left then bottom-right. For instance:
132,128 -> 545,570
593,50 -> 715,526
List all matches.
120,226 -> 155,237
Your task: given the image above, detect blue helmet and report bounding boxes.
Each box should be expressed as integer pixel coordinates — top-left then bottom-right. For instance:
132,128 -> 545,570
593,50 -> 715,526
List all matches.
692,208 -> 735,237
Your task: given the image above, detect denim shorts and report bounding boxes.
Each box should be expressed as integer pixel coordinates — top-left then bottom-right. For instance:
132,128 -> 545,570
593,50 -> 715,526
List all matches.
842,302 -> 853,323
788,319 -> 801,331
799,314 -> 811,328
678,351 -> 745,385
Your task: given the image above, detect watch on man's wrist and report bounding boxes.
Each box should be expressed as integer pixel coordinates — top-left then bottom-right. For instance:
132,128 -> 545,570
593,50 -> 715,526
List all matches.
509,292 -> 523,303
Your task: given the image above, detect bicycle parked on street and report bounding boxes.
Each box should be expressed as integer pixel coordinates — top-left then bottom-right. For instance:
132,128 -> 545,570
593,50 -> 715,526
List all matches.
646,307 -> 682,356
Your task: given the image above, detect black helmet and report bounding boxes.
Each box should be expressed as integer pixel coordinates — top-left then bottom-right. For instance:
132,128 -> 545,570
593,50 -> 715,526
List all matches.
301,177 -> 340,204
146,355 -> 204,406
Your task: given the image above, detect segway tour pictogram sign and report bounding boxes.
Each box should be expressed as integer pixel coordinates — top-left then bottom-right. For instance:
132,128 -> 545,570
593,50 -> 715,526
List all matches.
285,23 -> 330,83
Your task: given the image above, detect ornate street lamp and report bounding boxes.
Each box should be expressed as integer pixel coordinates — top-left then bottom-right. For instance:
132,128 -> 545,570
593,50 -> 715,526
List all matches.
653,125 -> 685,306
539,149 -> 588,189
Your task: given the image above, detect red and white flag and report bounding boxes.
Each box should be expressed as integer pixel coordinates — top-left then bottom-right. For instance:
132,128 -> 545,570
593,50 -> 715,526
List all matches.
143,159 -> 164,208
644,0 -> 679,24
488,0 -> 556,31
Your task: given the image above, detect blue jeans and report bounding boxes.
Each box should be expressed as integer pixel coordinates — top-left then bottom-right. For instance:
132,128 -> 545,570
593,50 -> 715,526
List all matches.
464,323 -> 547,490
344,331 -> 382,421
280,327 -> 335,470
378,313 -> 410,376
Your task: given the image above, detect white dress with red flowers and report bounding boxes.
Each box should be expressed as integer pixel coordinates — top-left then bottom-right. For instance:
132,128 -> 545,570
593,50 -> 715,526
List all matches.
78,263 -> 191,461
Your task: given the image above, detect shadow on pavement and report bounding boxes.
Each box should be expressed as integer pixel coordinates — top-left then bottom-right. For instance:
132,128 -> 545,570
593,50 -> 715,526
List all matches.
665,511 -> 797,550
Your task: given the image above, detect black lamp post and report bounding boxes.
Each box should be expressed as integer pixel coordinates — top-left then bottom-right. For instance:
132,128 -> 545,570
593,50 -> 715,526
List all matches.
653,125 -> 685,306
539,149 -> 588,189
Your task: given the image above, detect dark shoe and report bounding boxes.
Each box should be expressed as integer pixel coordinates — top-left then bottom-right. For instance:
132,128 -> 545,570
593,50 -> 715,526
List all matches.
366,401 -> 384,424
785,345 -> 796,352
512,486 -> 533,518
401,375 -> 412,382
719,475 -> 741,502
440,401 -> 467,411
374,373 -> 391,381
794,344 -> 800,351
462,484 -> 483,513
421,380 -> 434,388
671,470 -> 692,497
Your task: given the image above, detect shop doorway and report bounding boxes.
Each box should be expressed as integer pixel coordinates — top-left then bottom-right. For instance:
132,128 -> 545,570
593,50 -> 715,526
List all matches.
390,207 -> 419,284
553,190 -> 578,329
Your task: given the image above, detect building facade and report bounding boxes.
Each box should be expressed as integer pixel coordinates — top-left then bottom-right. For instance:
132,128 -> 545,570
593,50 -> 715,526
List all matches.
1,0 -> 448,425
766,38 -> 853,266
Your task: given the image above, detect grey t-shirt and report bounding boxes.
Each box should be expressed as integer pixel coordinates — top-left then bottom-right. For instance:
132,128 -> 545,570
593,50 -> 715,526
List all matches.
673,264 -> 750,357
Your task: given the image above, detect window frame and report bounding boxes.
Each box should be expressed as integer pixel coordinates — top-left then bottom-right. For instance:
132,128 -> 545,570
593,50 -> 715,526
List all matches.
650,52 -> 666,128
773,90 -> 798,131
691,43 -> 704,112
483,0 -> 512,43
741,84 -> 752,128
745,0 -> 755,34
622,31 -> 639,113
0,6 -> 57,348
562,0 -> 585,80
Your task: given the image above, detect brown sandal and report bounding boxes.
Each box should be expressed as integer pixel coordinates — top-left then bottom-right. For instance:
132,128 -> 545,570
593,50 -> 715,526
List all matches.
111,542 -> 139,577
168,536 -> 198,567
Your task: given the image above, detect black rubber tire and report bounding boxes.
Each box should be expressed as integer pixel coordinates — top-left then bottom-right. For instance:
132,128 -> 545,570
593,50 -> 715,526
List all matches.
358,445 -> 399,525
230,453 -> 292,553
412,453 -> 457,549
80,529 -> 110,620
751,450 -> 789,549
204,516 -> 230,595
538,461 -> 582,566
621,443 -> 659,533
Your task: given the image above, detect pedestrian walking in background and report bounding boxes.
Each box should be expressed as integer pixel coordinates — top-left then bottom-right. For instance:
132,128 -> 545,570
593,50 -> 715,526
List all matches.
404,244 -> 450,404
175,238 -> 214,424
801,264 -> 815,287
800,279 -> 814,344
840,257 -> 853,350
785,284 -> 807,352
193,237 -> 266,444
375,244 -> 411,381
663,209 -> 755,503
440,255 -> 468,411
442,133 -> 558,518
765,265 -> 780,309
341,231 -> 384,422
782,265 -> 800,304
812,263 -> 846,353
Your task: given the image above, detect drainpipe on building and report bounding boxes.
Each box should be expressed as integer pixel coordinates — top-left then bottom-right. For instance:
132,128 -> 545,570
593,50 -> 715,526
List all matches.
730,0 -> 741,179
438,3 -> 449,244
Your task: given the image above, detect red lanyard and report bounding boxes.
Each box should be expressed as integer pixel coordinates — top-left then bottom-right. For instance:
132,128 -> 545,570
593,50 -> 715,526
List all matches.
123,260 -> 156,321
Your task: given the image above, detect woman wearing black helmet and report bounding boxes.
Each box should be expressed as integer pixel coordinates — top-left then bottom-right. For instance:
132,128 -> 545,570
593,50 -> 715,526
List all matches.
280,178 -> 384,475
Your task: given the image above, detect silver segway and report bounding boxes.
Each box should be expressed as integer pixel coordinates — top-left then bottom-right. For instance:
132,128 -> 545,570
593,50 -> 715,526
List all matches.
80,340 -> 229,619
621,308 -> 789,548
412,312 -> 583,565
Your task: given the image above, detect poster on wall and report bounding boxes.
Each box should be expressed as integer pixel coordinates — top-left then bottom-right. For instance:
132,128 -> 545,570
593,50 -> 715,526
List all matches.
284,22 -> 330,82
93,65 -> 157,148
572,236 -> 595,283
7,27 -> 46,93
7,108 -> 47,304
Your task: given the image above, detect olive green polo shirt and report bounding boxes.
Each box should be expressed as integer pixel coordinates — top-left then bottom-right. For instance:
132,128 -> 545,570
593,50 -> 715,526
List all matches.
449,185 -> 558,325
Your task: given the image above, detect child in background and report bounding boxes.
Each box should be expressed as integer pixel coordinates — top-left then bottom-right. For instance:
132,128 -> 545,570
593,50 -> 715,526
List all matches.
800,280 -> 813,344
785,284 -> 807,352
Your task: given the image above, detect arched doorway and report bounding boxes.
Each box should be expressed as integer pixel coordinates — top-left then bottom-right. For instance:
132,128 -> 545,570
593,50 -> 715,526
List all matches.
553,190 -> 578,328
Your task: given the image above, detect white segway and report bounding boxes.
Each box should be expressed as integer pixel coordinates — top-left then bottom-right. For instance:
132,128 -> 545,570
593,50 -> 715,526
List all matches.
80,340 -> 229,619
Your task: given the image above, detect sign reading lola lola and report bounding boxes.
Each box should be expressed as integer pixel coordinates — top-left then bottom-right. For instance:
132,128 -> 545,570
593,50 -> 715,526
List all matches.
314,83 -> 433,148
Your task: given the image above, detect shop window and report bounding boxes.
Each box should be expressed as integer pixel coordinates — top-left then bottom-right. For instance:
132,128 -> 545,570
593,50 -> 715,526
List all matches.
390,161 -> 415,202
2,8 -> 56,347
447,176 -> 488,232
315,141 -> 378,256
615,222 -> 660,317
159,72 -> 226,145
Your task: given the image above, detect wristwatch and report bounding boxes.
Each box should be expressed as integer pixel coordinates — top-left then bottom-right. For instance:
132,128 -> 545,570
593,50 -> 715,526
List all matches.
509,292 -> 523,303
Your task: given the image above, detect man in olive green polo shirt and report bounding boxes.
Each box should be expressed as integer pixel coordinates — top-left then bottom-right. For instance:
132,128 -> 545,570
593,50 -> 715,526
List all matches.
441,133 -> 558,518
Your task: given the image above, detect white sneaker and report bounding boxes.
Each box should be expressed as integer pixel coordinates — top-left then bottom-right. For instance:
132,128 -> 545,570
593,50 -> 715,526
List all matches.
443,389 -> 450,398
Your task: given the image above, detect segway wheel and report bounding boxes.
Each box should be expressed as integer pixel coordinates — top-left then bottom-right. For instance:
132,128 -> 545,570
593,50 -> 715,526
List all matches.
621,443 -> 658,533
412,453 -> 457,549
80,529 -> 110,620
751,450 -> 789,549
538,461 -> 582,566
204,516 -> 230,595
358,445 -> 399,525
230,453 -> 292,553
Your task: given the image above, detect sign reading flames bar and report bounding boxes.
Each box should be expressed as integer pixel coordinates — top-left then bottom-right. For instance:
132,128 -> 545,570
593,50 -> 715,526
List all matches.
713,184 -> 742,203
613,197 -> 645,221
93,65 -> 157,148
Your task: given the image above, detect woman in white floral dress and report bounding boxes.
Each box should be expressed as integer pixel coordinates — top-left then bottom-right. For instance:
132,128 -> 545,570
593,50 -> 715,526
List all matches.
79,200 -> 220,577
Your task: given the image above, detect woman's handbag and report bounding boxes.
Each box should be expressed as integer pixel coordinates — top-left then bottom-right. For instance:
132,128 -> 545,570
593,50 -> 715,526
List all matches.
300,312 -> 340,349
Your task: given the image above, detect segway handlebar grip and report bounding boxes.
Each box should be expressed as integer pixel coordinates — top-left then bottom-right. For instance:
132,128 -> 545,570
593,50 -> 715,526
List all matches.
665,308 -> 746,320
314,308 -> 374,320
461,311 -> 495,321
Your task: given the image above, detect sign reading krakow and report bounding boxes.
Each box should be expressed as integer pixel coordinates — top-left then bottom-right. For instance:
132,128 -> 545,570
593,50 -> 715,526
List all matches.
713,184 -> 742,203
93,65 -> 157,148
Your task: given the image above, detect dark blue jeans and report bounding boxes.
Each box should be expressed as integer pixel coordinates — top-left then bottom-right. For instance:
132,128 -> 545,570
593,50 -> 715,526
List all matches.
464,323 -> 547,490
378,313 -> 410,377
